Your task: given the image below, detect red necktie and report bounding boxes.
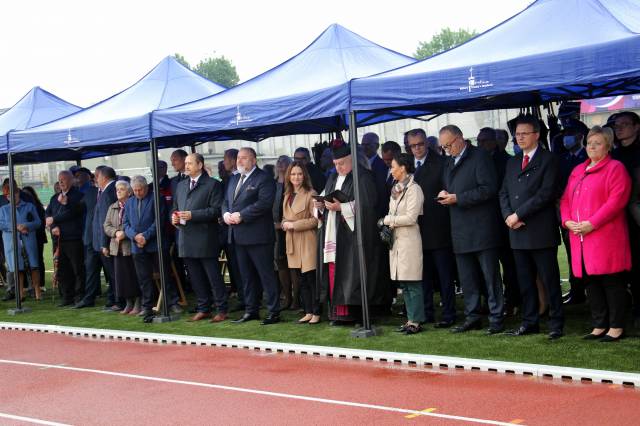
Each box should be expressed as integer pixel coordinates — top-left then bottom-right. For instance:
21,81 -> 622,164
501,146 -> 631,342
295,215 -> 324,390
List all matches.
522,154 -> 530,171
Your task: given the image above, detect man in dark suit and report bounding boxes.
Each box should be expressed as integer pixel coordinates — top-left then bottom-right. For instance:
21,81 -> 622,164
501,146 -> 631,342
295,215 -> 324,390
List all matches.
126,175 -> 182,320
499,115 -> 564,339
92,166 -> 121,311
74,167 -> 102,309
169,149 -> 190,293
477,128 -> 520,315
407,128 -> 457,327
381,141 -> 402,209
293,147 -> 326,194
223,147 -> 280,325
361,133 -> 390,220
45,171 -> 86,307
172,153 -> 228,322
437,125 -> 504,334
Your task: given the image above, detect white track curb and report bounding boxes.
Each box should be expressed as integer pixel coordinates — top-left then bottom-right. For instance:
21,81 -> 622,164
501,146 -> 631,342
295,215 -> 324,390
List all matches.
1,322 -> 638,387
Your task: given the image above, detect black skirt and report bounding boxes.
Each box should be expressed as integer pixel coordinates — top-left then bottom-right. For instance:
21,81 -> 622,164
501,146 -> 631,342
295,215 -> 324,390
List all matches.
114,255 -> 140,299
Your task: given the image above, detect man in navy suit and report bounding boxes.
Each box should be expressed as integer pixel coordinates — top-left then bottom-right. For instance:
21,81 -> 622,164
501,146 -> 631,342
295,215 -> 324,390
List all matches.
361,132 -> 390,219
223,147 -> 280,325
92,166 -> 122,311
74,167 -> 102,309
172,153 -> 228,322
125,175 -> 181,320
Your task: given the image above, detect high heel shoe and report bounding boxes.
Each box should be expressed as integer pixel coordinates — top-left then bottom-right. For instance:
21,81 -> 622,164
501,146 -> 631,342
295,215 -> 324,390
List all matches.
298,314 -> 312,323
583,330 -> 608,340
600,332 -> 625,342
308,315 -> 321,325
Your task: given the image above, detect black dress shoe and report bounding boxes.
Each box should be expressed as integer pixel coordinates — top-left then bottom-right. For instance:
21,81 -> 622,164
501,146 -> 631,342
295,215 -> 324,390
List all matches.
486,325 -> 505,335
261,314 -> 281,325
450,321 -> 482,333
433,320 -> 455,329
232,313 -> 260,324
600,333 -> 624,342
548,330 -> 563,340
506,325 -> 540,336
57,301 -> 75,308
583,331 -> 607,340
73,301 -> 95,309
2,293 -> 15,302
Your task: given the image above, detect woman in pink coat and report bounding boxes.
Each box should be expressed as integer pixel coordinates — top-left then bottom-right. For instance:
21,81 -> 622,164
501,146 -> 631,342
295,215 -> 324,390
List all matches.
560,126 -> 631,342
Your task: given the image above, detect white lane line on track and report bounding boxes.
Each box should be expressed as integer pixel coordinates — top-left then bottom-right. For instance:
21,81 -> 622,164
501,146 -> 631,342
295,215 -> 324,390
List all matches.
0,412 -> 72,426
0,358 -> 521,426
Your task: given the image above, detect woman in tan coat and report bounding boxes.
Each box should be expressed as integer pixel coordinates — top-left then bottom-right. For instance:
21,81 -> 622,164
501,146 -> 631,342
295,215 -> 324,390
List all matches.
104,180 -> 140,315
382,153 -> 425,334
282,161 -> 320,324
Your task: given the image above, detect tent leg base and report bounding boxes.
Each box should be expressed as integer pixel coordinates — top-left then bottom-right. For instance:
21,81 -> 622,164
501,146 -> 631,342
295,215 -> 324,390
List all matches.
7,307 -> 31,316
350,326 -> 380,338
152,314 -> 180,323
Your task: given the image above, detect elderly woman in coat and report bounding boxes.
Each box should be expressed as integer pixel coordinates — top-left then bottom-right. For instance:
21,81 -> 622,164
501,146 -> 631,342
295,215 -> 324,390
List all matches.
560,126 -> 632,342
282,161 -> 320,324
104,180 -> 140,314
382,153 -> 425,334
0,187 -> 42,300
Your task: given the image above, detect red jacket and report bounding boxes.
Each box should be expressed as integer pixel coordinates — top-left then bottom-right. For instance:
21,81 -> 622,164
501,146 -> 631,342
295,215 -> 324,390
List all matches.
560,155 -> 631,278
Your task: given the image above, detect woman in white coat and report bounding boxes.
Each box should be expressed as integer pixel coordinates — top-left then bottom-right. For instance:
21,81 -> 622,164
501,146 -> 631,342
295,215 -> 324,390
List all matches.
382,153 -> 425,334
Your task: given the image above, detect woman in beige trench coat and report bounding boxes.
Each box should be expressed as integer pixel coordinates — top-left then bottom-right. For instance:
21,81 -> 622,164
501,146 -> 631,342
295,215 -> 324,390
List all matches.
282,161 -> 320,324
382,153 -> 425,334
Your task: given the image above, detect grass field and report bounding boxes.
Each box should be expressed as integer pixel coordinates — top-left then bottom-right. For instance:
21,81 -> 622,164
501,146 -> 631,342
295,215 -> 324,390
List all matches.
1,242 -> 638,373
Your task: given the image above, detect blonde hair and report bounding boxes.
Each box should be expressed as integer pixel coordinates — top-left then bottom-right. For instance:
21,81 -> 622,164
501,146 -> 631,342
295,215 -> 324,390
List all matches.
587,125 -> 614,151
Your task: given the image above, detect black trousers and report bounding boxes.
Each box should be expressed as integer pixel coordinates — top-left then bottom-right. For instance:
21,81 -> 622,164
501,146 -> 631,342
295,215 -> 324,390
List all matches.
36,240 -> 45,288
101,253 -> 120,307
235,243 -> 280,316
81,245 -> 102,304
455,248 -> 504,327
183,257 -> 228,314
297,269 -> 320,315
58,240 -> 85,303
513,247 -> 564,332
422,247 -> 456,323
499,246 -> 520,307
584,270 -> 628,329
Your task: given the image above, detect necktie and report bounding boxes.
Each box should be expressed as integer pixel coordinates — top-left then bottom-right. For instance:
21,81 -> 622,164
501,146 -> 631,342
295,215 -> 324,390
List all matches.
233,174 -> 246,200
522,154 -> 530,171
137,199 -> 142,219
416,160 -> 422,169
97,189 -> 102,201
190,179 -> 197,190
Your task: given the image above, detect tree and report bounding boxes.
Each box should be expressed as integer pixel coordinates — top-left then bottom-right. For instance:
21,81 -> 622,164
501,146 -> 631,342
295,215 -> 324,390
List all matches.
414,28 -> 478,60
194,55 -> 240,88
172,53 -> 240,88
173,53 -> 191,69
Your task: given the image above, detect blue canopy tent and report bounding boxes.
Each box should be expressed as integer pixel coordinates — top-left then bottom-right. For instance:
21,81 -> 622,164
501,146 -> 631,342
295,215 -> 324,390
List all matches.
351,0 -> 640,126
1,86 -> 80,154
151,24 -> 415,144
0,87 -> 80,313
9,56 -> 226,162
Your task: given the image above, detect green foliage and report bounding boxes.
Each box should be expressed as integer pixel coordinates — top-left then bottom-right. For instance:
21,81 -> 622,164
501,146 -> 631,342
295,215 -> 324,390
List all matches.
173,53 -> 191,69
415,27 -> 478,59
194,55 -> 239,88
173,53 -> 240,88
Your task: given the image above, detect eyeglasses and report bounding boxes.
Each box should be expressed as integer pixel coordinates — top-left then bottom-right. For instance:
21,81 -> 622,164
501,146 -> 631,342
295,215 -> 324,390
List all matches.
408,142 -> 425,149
515,131 -> 537,138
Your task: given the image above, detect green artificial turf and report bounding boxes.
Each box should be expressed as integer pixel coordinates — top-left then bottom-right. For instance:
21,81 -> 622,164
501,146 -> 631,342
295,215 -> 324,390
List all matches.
1,243 -> 638,373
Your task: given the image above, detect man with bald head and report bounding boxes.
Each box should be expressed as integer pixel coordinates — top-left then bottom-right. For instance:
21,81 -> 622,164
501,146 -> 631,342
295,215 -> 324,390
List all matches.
172,153 -> 227,322
45,170 -> 86,307
223,147 -> 280,325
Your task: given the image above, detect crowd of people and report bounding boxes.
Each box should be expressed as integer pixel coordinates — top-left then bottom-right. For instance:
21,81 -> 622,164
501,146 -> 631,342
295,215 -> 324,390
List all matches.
1,107 -> 639,342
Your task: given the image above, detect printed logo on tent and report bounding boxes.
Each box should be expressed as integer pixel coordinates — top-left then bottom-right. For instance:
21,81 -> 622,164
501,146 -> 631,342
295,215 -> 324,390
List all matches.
460,67 -> 493,93
64,129 -> 80,145
230,105 -> 253,126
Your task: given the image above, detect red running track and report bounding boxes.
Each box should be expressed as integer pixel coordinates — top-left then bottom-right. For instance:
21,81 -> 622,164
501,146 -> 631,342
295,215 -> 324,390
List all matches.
0,330 -> 638,425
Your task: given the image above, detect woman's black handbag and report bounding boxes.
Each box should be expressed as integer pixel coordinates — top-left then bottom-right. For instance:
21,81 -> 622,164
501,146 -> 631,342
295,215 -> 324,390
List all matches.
377,184 -> 408,250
